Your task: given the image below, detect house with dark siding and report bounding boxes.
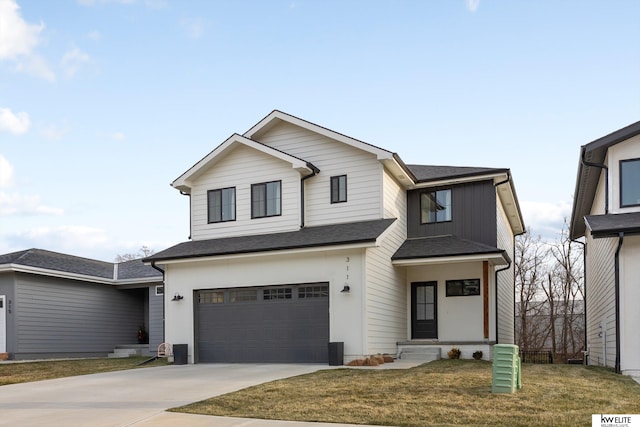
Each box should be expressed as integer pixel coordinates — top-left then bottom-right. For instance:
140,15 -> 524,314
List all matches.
0,249 -> 163,360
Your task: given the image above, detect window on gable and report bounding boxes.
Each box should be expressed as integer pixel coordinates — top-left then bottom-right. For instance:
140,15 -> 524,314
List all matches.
208,187 -> 236,223
330,175 -> 347,203
420,189 -> 452,223
620,158 -> 640,207
251,180 -> 281,218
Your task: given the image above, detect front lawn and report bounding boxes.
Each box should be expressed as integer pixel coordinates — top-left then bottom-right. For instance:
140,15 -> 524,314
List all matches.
0,356 -> 170,386
172,360 -> 640,427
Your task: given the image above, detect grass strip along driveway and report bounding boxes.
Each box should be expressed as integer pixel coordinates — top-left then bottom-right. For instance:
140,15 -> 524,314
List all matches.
173,360 -> 640,427
0,356 -> 169,386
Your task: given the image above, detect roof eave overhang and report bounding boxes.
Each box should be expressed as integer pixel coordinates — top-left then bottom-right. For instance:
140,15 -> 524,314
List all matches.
172,132 -> 317,192
0,264 -> 161,285
392,252 -> 509,267
145,241 -> 378,266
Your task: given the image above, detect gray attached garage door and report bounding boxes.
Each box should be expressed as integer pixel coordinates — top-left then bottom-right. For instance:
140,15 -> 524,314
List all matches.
195,283 -> 329,363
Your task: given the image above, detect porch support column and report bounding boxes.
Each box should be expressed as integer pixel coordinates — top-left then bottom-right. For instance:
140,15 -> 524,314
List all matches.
483,261 -> 489,339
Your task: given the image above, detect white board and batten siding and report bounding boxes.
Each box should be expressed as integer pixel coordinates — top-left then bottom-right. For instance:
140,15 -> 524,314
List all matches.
496,198 -> 515,344
190,144 -> 302,241
364,170 -> 407,355
253,120 -> 384,227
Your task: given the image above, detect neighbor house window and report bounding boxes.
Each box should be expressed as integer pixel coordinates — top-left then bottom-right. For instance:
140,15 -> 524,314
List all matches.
620,158 -> 640,207
446,279 -> 480,297
251,181 -> 281,218
208,187 -> 236,223
421,189 -> 452,223
331,175 -> 347,203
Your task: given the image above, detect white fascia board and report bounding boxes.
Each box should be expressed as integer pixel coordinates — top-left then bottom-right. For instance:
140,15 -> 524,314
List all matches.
413,172 -> 508,189
244,110 -> 394,160
495,178 -> 525,235
381,158 -> 415,189
0,264 -> 160,286
172,133 -> 314,192
392,252 -> 508,267
147,241 -> 378,266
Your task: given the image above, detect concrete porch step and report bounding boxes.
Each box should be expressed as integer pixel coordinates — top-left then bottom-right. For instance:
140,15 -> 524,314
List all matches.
107,344 -> 148,358
397,346 -> 441,362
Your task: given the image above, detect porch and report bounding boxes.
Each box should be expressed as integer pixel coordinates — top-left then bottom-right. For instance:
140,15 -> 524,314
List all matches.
397,340 -> 495,361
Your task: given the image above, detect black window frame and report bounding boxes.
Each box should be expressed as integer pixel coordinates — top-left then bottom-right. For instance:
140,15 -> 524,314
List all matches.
620,158 -> 640,208
251,180 -> 282,219
207,187 -> 236,223
446,279 -> 481,297
420,188 -> 452,224
330,175 -> 347,203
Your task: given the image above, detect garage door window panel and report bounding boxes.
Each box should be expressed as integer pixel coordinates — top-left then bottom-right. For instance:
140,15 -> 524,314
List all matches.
230,289 -> 258,302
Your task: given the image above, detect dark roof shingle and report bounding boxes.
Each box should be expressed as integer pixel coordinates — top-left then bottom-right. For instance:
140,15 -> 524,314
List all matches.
144,219 -> 396,262
406,165 -> 508,183
584,212 -> 640,238
392,235 -> 509,261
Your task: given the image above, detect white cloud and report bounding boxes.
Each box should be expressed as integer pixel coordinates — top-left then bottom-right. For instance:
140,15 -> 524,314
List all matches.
466,0 -> 480,12
0,107 -> 30,134
180,17 -> 205,40
61,47 -> 90,78
41,123 -> 69,140
0,192 -> 64,215
520,200 -> 572,238
0,0 -> 55,80
8,225 -> 108,251
87,30 -> 101,41
0,154 -> 14,187
112,131 -> 125,140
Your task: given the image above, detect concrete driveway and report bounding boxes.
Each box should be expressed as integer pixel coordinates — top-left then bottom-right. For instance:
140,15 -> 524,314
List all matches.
0,363 -> 390,427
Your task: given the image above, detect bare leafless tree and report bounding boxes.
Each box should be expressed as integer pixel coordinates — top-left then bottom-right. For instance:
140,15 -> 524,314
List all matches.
115,245 -> 155,262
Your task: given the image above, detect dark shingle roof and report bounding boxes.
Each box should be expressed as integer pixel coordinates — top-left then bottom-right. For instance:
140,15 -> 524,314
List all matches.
144,219 -> 396,262
117,259 -> 163,279
0,248 -> 162,281
584,212 -> 640,238
406,165 -> 508,183
392,235 -> 509,262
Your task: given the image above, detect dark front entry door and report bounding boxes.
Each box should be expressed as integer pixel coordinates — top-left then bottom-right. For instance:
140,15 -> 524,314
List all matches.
411,282 -> 437,339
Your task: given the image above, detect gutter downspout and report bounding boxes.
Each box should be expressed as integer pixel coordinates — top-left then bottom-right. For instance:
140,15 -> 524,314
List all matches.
300,164 -> 320,228
179,191 -> 192,240
614,232 -> 623,374
581,147 -> 609,214
495,258 -> 512,344
570,238 -> 587,364
151,261 -> 166,344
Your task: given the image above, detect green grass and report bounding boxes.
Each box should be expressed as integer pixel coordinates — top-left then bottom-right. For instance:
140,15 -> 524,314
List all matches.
0,356 -> 170,386
172,360 -> 640,427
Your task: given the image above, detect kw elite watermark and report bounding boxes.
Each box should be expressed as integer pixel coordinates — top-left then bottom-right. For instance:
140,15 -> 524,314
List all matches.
593,414 -> 639,427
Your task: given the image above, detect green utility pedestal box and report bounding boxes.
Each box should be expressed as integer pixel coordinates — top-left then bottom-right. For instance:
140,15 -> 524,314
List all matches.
492,344 -> 522,393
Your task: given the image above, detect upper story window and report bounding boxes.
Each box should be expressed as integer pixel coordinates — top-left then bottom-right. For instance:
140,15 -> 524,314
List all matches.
251,180 -> 281,218
331,175 -> 347,203
420,189 -> 452,223
620,158 -> 640,207
208,187 -> 236,223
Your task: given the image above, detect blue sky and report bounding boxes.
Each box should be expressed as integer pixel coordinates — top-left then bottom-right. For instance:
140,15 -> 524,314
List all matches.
1,0 -> 639,262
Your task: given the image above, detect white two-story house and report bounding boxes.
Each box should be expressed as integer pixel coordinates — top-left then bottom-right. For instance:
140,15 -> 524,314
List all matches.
145,110 -> 524,364
570,120 -> 640,378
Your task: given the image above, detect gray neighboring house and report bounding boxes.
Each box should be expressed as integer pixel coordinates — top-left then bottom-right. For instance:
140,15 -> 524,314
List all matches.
0,249 -> 164,360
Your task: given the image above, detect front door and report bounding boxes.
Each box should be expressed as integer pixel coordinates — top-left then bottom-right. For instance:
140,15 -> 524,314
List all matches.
411,282 -> 437,339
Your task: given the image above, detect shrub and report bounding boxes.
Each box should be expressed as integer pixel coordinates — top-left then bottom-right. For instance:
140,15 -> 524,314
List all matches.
473,350 -> 483,360
447,347 -> 461,359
